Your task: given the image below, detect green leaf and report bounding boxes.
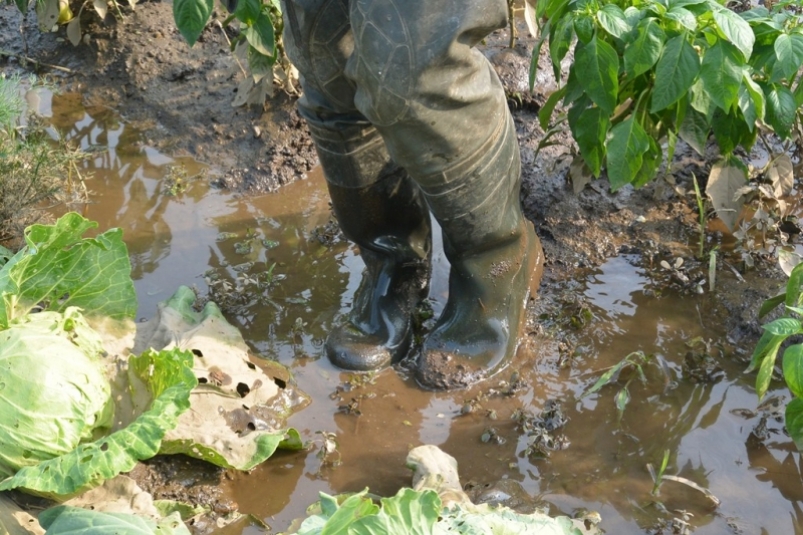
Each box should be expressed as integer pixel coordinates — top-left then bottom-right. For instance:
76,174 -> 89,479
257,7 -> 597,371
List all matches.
248,45 -> 275,82
549,15 -> 575,73
350,489 -> 440,535
759,293 -> 786,318
569,105 -> 609,177
665,6 -> 696,31
747,330 -> 784,373
651,35 -> 700,113
321,493 -> 379,535
679,105 -> 709,155
711,108 -> 747,154
738,72 -> 765,129
783,344 -> 803,398
633,136 -> 663,188
574,14 -> 595,44
624,19 -> 665,77
615,387 -> 631,416
786,262 -> 803,308
173,0 -> 213,46
597,4 -> 630,38
574,36 -> 619,115
528,21 -> 549,92
763,317 -> 803,336
0,212 -> 136,329
539,86 -> 567,130
0,348 -> 196,498
700,40 -> 744,111
765,83 -> 797,138
756,339 -> 778,401
786,398 -> 803,452
605,116 -> 650,190
773,33 -> 803,80
713,7 -> 754,60
244,13 -> 275,57
39,506 -> 190,535
232,0 -> 259,23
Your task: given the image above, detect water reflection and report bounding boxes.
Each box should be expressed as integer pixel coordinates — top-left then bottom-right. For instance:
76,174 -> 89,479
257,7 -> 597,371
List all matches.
45,92 -> 803,534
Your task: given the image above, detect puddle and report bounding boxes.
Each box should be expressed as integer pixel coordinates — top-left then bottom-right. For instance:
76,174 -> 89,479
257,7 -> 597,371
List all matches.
38,92 -> 803,534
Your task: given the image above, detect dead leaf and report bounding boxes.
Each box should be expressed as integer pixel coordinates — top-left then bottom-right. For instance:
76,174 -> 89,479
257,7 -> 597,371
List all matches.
706,159 -> 747,233
93,0 -> 107,19
34,0 -> 59,31
131,286 -> 308,470
570,155 -> 593,194
64,476 -> 161,520
769,153 -> 794,198
66,18 -> 81,46
0,494 -> 44,535
523,0 -> 539,38
779,247 -> 803,277
231,76 -> 254,107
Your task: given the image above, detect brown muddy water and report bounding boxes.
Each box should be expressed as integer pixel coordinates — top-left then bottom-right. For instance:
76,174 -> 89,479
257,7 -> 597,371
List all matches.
34,90 -> 803,534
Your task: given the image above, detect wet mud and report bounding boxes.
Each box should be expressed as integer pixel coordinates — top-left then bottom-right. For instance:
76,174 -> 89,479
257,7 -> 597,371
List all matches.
1,5 -> 801,534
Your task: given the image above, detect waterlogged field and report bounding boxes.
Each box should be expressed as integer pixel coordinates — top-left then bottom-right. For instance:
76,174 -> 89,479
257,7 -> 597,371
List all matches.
24,90 -> 803,534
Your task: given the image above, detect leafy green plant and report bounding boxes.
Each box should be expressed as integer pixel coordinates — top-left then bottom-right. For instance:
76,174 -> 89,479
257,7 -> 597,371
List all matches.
173,0 -> 295,104
582,351 -> 655,420
533,0 -> 803,204
749,260 -> 803,451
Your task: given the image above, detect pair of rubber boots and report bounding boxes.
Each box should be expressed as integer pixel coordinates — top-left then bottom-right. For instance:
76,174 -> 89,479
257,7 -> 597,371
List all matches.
315,119 -> 543,390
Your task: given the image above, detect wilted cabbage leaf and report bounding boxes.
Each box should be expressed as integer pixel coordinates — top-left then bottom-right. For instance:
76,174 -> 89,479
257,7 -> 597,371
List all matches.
0,311 -> 113,478
134,286 -> 306,470
0,349 -> 196,499
0,212 -> 136,329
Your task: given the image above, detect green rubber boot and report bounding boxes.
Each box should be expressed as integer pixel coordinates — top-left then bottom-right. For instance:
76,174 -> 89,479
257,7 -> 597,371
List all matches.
311,123 -> 432,371
415,116 -> 544,390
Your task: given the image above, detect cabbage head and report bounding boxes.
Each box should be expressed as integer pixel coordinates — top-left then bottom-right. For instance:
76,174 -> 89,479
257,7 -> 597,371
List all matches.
0,312 -> 113,478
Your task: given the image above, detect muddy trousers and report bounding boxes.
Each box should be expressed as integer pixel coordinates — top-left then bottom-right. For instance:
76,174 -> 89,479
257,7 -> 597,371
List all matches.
281,0 -> 543,388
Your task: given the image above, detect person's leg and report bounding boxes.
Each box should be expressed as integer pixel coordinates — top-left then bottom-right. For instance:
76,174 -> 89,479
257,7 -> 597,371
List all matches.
282,0 -> 432,370
346,0 -> 544,389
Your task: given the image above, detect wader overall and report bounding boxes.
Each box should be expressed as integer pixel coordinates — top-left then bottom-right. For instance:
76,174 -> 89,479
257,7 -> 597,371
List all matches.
281,0 -> 544,389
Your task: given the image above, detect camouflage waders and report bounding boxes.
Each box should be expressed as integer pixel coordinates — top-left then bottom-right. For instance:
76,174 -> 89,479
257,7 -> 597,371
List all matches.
281,0 -> 544,389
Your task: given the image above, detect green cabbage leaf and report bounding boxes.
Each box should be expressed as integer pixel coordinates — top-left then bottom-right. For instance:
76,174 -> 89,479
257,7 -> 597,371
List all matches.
0,212 -> 136,329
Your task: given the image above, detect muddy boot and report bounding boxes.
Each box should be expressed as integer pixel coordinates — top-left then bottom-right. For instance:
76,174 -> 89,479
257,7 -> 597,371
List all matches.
415,116 -> 544,390
311,123 -> 432,371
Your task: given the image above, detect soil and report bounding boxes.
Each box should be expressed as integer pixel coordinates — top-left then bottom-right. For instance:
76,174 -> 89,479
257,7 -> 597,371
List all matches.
0,1 -> 792,529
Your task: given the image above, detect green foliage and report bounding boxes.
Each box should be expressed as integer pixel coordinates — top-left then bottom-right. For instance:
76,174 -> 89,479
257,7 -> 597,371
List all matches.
751,262 -> 803,451
0,310 -> 113,478
290,488 -> 583,535
39,506 -> 190,535
0,212 -> 137,328
535,0 -> 803,191
172,0 -> 287,104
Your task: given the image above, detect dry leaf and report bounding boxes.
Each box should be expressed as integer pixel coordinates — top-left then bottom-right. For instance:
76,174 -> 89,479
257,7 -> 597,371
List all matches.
93,0 -> 108,19
523,0 -> 539,38
66,18 -> 81,46
769,153 -> 794,198
706,159 -> 747,233
570,155 -> 593,194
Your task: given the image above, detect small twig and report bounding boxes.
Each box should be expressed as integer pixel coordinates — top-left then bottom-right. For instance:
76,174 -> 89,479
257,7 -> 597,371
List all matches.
0,48 -> 74,73
722,260 -> 746,283
213,20 -> 248,77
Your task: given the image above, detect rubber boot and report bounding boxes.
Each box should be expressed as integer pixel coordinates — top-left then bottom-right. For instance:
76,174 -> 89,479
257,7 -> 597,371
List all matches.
310,123 -> 432,371
415,116 -> 544,390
